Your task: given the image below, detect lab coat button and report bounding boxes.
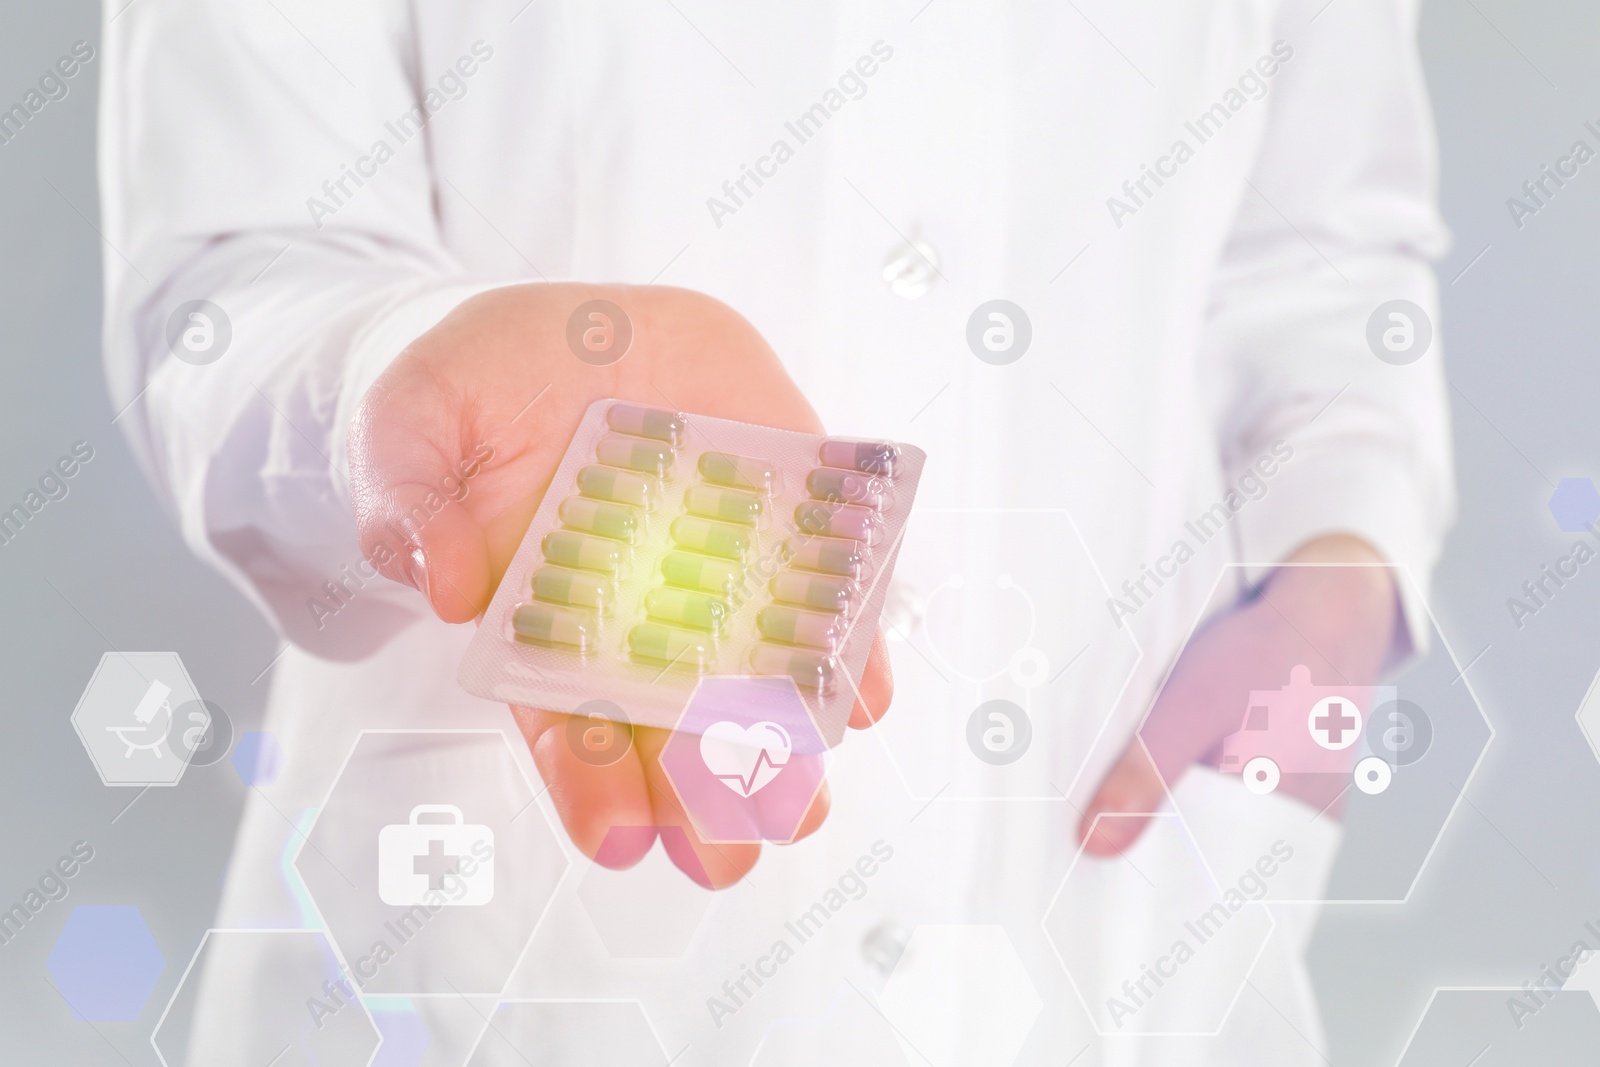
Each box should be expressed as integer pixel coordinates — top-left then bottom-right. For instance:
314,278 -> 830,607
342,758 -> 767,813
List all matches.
861,920 -> 911,974
882,240 -> 940,299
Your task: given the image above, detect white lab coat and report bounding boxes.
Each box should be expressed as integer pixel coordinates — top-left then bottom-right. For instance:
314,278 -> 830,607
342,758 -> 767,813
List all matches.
101,1 -> 1452,1064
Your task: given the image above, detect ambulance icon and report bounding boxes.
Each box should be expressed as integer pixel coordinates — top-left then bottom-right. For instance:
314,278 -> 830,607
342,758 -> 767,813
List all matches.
1219,666 -> 1397,796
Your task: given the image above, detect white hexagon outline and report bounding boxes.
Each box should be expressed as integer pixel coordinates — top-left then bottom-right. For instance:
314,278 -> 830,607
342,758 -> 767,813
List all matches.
1391,985 -> 1600,1066
291,728 -> 574,999
149,928 -> 382,1067
743,980 -> 907,1065
1573,665 -> 1600,767
875,923 -> 1048,1063
1126,560 -> 1497,905
70,650 -> 202,788
572,828 -> 717,960
1041,810 -> 1278,1039
858,506 -> 1146,803
463,998 -> 670,1065
660,674 -> 832,846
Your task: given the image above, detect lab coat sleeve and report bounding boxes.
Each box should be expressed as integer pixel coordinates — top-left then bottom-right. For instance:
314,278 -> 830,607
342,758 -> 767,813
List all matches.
99,1 -> 506,659
1200,0 -> 1455,653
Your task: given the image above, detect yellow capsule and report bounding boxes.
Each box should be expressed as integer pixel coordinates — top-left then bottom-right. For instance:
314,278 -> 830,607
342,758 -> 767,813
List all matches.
784,535 -> 868,579
628,623 -> 715,673
541,530 -> 627,575
806,467 -> 888,510
698,451 -> 778,495
794,500 -> 881,544
512,601 -> 597,652
770,570 -> 854,614
530,566 -> 616,614
606,403 -> 686,444
684,484 -> 763,526
595,433 -> 675,477
576,464 -> 660,510
644,586 -> 730,633
660,550 -> 743,597
558,497 -> 643,543
818,438 -> 899,477
756,604 -> 845,652
750,641 -> 836,690
669,516 -> 752,561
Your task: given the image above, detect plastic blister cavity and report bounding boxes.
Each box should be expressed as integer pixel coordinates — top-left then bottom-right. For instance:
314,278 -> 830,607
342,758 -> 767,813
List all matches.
456,399 -> 926,746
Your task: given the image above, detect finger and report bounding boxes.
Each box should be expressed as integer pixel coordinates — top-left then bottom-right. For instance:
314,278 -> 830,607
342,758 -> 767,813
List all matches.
387,485 -> 493,622
754,759 -> 830,843
511,707 -> 656,869
633,725 -> 761,889
848,631 -> 894,730
788,775 -> 831,841
1078,738 -> 1167,856
348,441 -> 496,625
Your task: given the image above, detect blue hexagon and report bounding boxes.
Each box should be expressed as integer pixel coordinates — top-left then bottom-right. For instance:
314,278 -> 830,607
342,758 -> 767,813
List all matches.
46,905 -> 164,1021
231,731 -> 283,787
1548,477 -> 1600,533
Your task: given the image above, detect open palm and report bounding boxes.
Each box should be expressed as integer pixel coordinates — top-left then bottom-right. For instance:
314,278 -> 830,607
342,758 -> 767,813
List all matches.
349,283 -> 892,887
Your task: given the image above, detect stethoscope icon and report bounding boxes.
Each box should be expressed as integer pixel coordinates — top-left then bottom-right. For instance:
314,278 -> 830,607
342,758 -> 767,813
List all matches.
919,573 -> 1053,690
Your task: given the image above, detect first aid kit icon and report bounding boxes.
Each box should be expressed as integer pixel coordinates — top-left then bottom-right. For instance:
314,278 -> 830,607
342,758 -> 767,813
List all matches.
377,805 -> 494,907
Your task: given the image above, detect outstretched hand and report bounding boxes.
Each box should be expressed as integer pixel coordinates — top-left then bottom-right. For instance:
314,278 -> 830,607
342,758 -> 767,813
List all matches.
349,284 -> 893,887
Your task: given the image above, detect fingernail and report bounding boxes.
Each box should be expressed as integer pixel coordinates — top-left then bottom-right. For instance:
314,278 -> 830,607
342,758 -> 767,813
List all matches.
403,546 -> 431,605
1083,810 -> 1132,852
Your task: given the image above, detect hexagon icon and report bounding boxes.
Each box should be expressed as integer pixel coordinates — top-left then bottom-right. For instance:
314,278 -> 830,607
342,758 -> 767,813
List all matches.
576,826 -> 713,957
1577,666 -> 1600,769
71,651 -> 203,786
232,730 -> 284,786
1044,813 -> 1273,1036
152,929 -> 380,1066
749,990 -> 911,1066
465,1000 -> 667,1065
1396,988 -> 1600,1066
878,925 -> 1042,1066
659,676 -> 828,844
47,905 -> 165,1021
1136,564 -> 1493,903
872,508 -> 1142,800
293,730 -> 568,996
1547,477 -> 1600,532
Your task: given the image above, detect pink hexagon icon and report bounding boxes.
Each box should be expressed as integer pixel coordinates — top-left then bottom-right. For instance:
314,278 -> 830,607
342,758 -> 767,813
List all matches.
1217,665 -> 1397,795
1134,563 -> 1493,903
659,676 -> 828,844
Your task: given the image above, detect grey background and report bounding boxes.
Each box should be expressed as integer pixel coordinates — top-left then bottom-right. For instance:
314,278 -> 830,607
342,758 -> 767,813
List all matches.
0,1 -> 1596,1064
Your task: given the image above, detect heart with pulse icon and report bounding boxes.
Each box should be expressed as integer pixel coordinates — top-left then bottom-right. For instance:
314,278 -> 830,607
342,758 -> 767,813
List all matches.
699,720 -> 792,798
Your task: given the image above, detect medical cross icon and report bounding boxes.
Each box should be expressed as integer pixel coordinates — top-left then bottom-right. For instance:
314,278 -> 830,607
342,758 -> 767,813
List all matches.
413,838 -> 460,890
1310,697 -> 1361,750
377,804 -> 494,906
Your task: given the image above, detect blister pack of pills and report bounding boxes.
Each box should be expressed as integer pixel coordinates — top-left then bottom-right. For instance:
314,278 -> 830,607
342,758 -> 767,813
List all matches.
456,399 -> 926,747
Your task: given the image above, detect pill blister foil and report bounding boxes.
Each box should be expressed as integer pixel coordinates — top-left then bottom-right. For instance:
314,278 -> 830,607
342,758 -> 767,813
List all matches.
456,398 -> 926,747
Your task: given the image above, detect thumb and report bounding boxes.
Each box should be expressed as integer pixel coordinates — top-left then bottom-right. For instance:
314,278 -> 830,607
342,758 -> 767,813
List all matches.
360,481 -> 492,624
1078,739 -> 1168,856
